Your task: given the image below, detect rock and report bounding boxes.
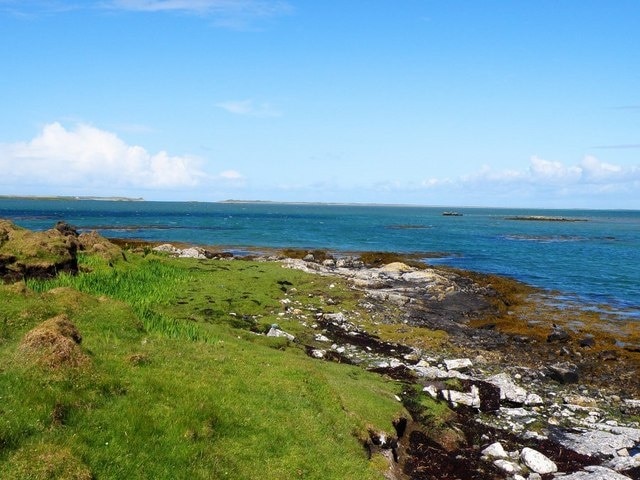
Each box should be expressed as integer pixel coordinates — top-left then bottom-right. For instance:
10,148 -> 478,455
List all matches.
547,326 -> 570,343
606,454 -> 640,472
444,358 -> 473,371
54,221 -> 79,237
520,447 -> 557,474
486,372 -> 528,404
559,465 -> 633,479
441,386 -> 480,409
153,244 -> 180,255
493,459 -> 522,474
525,393 -> 544,406
622,399 -> 640,416
310,349 -> 325,359
579,334 -> 596,348
550,425 -> 640,457
322,259 -> 336,268
314,334 -> 331,342
266,325 -> 295,341
547,362 -> 579,384
481,441 -> 508,459
303,253 -> 315,262
178,247 -> 206,259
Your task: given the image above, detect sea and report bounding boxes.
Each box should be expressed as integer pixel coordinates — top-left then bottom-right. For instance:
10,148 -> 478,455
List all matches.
1,198 -> 639,323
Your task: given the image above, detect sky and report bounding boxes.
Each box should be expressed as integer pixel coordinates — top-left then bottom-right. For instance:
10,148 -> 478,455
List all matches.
0,0 -> 639,208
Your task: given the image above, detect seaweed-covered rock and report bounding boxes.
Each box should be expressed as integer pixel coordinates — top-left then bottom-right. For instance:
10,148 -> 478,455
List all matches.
0,219 -> 79,282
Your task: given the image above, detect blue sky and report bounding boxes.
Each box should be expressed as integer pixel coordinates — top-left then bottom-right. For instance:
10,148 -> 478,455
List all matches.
1,0 -> 639,208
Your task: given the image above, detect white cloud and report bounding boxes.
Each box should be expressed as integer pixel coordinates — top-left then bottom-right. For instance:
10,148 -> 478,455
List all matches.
216,99 -> 282,118
217,169 -> 243,180
418,156 -> 640,207
0,122 -> 207,189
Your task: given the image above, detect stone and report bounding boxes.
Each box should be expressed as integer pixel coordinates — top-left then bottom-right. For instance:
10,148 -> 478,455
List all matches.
547,362 -> 579,384
558,465 -> 633,479
310,349 -> 325,359
444,358 -> 473,371
487,372 -> 528,404
266,325 -> 295,341
178,247 -> 206,259
579,334 -> 596,348
622,399 -> 640,415
493,459 -> 521,474
525,393 -> 544,406
441,386 -> 480,408
547,326 -> 570,343
520,447 -> 557,474
550,426 -> 640,457
481,441 -> 508,459
314,334 -> 331,342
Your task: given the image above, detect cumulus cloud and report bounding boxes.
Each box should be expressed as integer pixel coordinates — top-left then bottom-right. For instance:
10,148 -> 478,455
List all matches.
0,122 -> 207,189
421,156 -> 640,206
216,99 -> 282,118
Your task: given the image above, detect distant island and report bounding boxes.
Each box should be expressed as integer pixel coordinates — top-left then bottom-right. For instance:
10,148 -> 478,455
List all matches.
0,195 -> 144,202
505,215 -> 588,222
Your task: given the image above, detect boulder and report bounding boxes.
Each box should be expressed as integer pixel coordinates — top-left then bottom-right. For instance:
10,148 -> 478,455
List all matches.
486,372 -> 528,404
520,447 -> 557,474
481,442 -> 508,459
547,362 -> 580,384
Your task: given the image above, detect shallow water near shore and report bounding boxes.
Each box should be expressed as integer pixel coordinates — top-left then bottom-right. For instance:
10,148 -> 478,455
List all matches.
2,198 -> 639,323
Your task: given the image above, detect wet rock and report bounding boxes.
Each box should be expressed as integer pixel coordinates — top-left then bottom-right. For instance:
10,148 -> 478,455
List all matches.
520,447 -> 557,474
580,334 -> 596,348
547,326 -> 571,343
547,362 -> 580,384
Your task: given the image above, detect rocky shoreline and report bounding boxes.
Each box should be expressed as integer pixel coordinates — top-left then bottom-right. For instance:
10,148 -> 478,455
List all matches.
3,220 -> 639,479
149,243 -> 640,480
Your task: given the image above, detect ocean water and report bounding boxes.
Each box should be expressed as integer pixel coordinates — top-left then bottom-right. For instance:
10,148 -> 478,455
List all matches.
1,198 -> 639,322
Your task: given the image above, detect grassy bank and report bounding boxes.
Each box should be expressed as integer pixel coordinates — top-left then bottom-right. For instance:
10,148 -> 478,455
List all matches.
1,250 -> 415,479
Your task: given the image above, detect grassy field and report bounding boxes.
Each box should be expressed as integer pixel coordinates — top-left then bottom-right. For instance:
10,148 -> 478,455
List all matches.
0,250 -> 421,479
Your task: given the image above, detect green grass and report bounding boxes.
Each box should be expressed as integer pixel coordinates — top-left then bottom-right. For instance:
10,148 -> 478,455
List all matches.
1,251 -> 416,479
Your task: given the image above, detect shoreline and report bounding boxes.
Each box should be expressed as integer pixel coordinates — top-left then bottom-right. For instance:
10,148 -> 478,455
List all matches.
3,221 -> 640,478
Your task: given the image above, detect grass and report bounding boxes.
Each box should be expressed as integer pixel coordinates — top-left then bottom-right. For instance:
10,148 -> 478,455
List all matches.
1,249 -> 425,479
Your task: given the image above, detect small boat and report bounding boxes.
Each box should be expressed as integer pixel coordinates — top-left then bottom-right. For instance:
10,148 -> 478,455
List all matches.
442,211 -> 463,216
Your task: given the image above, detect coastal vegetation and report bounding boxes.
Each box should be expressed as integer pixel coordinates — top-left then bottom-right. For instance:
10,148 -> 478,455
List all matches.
1,227 -> 419,479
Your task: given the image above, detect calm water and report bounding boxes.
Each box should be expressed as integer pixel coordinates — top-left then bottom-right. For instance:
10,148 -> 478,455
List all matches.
2,198 -> 639,321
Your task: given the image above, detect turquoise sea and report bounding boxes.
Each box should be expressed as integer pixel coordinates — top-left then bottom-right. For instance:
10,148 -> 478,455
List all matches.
1,198 -> 639,322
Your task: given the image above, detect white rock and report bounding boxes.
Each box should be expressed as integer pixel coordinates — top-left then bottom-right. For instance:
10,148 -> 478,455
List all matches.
178,247 -> 206,259
487,373 -> 528,404
525,393 -> 544,406
310,349 -> 325,358
520,447 -> 557,474
493,459 -> 521,474
423,385 -> 438,398
444,358 -> 473,371
266,326 -> 295,341
559,465 -> 633,479
442,388 -> 480,408
481,441 -> 508,459
314,334 -> 331,342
